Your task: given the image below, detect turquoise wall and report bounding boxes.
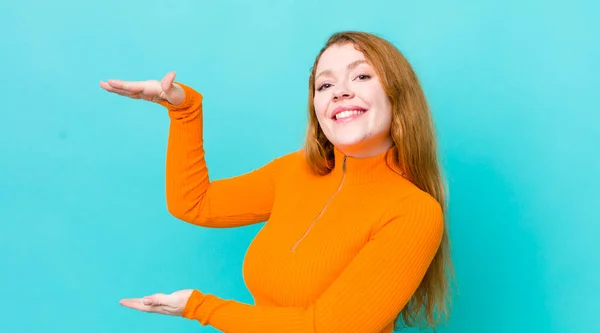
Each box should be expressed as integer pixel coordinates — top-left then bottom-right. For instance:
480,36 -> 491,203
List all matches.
1,1 -> 598,332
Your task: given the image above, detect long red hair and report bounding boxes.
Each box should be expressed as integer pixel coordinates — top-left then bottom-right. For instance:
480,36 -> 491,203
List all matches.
304,31 -> 454,329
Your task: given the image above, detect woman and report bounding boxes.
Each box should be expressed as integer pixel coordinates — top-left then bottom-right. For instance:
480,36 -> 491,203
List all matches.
100,31 -> 453,333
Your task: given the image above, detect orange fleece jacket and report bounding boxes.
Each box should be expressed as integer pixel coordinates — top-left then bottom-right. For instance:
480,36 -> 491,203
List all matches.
158,84 -> 444,333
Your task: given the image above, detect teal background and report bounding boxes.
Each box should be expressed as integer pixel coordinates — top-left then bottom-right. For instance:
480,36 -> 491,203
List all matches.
1,0 -> 598,332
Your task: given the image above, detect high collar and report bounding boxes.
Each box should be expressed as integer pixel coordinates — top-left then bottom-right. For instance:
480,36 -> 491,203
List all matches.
331,145 -> 405,184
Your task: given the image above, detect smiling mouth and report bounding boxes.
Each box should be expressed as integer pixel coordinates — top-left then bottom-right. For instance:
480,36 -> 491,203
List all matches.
332,109 -> 367,122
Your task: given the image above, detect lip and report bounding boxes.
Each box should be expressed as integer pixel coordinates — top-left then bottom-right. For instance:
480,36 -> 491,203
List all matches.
330,105 -> 368,120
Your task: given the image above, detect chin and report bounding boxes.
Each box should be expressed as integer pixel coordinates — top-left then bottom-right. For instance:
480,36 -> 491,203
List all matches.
330,137 -> 366,149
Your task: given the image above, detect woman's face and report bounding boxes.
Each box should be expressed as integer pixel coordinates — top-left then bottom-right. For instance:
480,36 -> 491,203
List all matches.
313,43 -> 393,158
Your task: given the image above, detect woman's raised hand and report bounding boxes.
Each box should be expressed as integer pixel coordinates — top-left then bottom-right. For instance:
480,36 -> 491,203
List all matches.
100,71 -> 185,105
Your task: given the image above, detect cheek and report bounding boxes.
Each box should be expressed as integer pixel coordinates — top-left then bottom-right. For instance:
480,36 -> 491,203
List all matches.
370,90 -> 392,130
313,95 -> 328,119
375,91 -> 392,120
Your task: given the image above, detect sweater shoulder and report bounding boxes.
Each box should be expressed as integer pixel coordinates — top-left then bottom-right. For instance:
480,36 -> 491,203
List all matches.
271,148 -> 313,174
378,175 -> 444,221
274,148 -> 306,164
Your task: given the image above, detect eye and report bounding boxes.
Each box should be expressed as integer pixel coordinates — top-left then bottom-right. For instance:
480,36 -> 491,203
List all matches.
355,74 -> 371,80
317,83 -> 332,91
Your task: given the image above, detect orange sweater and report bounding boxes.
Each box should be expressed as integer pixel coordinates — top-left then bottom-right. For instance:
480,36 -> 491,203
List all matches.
158,84 -> 444,333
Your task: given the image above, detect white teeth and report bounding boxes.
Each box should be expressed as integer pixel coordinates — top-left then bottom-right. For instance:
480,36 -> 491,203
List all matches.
335,110 -> 365,120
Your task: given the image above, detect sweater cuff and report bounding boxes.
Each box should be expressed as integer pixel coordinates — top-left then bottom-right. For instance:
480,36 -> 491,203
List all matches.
181,289 -> 223,325
156,82 -> 203,119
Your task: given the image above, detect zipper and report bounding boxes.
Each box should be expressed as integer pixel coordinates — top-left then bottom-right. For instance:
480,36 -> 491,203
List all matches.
291,155 -> 347,252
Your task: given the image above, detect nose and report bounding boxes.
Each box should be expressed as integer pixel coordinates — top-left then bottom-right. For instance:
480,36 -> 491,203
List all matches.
332,83 -> 354,101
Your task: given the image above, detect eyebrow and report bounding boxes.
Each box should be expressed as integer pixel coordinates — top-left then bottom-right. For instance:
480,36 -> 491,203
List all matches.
315,60 -> 369,81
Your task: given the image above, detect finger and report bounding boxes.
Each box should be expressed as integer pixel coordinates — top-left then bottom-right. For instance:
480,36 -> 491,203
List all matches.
120,298 -> 152,311
142,296 -> 157,306
100,81 -> 124,93
107,79 -> 145,93
100,83 -> 140,98
120,298 -> 170,314
100,81 -> 129,93
143,293 -> 167,306
161,72 -> 176,93
100,83 -> 134,95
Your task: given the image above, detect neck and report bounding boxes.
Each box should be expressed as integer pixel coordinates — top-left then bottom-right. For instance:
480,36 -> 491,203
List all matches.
331,145 -> 404,184
334,137 -> 394,158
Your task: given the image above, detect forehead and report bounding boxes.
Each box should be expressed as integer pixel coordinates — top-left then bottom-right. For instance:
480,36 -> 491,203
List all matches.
316,43 -> 367,71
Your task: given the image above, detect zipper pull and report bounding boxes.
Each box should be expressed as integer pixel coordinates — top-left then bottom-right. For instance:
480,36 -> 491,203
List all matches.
342,155 -> 347,172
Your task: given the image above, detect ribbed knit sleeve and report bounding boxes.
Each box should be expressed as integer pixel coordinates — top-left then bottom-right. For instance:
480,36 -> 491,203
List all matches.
181,194 -> 444,333
157,83 -> 279,228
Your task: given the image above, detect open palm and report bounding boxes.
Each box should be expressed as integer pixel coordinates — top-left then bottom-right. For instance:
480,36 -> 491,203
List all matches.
119,289 -> 193,316
99,71 -> 185,105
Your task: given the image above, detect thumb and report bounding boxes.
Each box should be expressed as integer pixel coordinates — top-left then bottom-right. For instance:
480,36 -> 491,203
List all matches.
161,71 -> 176,93
143,293 -> 167,306
158,71 -> 185,105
